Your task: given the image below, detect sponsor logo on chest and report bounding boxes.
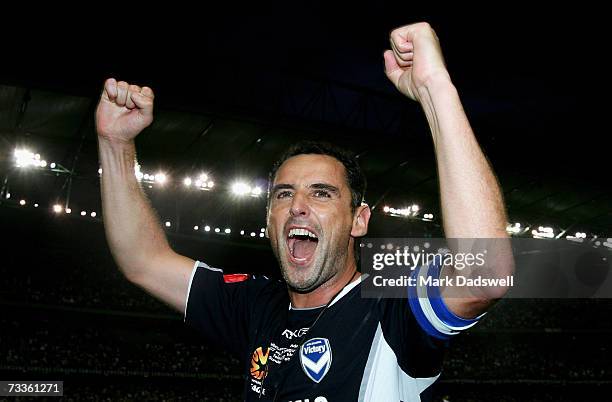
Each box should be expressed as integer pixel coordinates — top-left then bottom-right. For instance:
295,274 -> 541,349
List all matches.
299,337 -> 332,383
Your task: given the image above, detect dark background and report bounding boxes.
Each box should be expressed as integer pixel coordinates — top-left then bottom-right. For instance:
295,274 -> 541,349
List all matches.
0,4 -> 610,401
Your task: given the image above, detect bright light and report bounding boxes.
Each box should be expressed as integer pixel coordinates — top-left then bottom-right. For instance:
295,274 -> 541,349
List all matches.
200,173 -> 208,181
135,171 -> 144,180
204,226 -> 211,232
5,193 -> 10,199
155,173 -> 167,184
250,232 -> 256,237
19,199 -> 26,206
15,148 -> 46,168
91,212 -> 97,217
195,180 -> 202,187
506,222 -> 522,234
215,228 -> 220,233
143,173 -> 150,180
207,181 -> 214,188
165,221 -> 171,227
251,187 -> 262,196
232,182 -> 251,196
383,206 -> 390,213
184,178 -> 192,186
53,204 -> 63,213
50,163 -> 56,169
259,233 -> 264,238
532,228 -> 554,239
261,228 -> 266,232
81,211 -> 86,216
240,230 -> 245,235
224,228 -> 231,234
423,213 -> 434,220
65,208 -> 72,214
194,225 -> 199,230
98,168 -> 103,175
34,203 -> 39,208
411,204 -> 419,212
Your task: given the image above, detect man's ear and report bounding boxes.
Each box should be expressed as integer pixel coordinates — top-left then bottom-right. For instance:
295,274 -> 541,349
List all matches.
351,203 -> 371,237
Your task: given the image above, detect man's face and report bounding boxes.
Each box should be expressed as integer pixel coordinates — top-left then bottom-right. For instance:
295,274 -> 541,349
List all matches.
267,154 -> 357,292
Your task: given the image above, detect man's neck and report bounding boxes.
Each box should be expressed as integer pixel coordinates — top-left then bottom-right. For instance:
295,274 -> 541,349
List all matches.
288,265 -> 361,309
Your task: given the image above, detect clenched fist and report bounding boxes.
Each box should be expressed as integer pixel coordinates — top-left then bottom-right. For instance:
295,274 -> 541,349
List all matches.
384,22 -> 451,101
95,78 -> 155,143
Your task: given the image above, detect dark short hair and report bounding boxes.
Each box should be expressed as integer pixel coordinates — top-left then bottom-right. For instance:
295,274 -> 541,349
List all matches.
268,141 -> 367,211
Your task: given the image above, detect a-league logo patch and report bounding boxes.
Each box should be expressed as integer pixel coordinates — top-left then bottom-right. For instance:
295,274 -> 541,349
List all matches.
300,337 -> 332,383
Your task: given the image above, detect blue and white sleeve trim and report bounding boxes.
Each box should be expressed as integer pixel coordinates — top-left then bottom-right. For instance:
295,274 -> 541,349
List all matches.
408,260 -> 485,340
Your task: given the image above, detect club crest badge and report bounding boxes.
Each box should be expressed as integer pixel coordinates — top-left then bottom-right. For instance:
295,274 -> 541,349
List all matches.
300,337 -> 332,383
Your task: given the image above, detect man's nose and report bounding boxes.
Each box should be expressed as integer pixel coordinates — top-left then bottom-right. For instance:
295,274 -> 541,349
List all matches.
289,193 -> 309,217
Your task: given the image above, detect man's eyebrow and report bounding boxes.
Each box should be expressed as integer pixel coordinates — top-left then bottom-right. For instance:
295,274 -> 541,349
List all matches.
310,183 -> 340,195
271,183 -> 294,193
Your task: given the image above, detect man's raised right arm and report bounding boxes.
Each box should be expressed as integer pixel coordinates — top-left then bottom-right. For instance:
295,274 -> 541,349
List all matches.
95,78 -> 195,313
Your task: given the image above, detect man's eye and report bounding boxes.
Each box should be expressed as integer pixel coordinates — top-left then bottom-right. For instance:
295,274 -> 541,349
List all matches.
277,191 -> 293,199
313,190 -> 331,198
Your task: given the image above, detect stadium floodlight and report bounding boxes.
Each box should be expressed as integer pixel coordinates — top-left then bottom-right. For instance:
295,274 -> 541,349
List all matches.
184,177 -> 192,187
5,193 -> 10,199
53,204 -> 63,213
260,228 -> 265,233
383,206 -> 390,213
232,181 -> 251,196
143,173 -> 150,180
204,226 -> 211,232
15,148 -> 42,168
165,221 -> 171,227
224,228 -> 231,234
19,200 -> 26,206
34,203 -> 39,208
154,173 -> 167,185
50,162 -> 56,169
81,211 -> 86,216
65,208 -> 72,214
98,168 -> 103,175
411,204 -> 419,212
240,230 -> 245,235
250,232 -> 256,237
207,181 -> 214,188
91,212 -> 97,217
214,228 -> 220,233
251,186 -> 262,196
259,233 -> 264,238
40,160 -> 47,167
200,173 -> 208,181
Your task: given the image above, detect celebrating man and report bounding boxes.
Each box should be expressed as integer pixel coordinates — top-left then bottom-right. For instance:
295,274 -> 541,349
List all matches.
95,22 -> 513,401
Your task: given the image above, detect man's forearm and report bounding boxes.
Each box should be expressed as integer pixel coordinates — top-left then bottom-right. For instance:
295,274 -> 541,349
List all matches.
98,137 -> 172,280
418,75 -> 507,238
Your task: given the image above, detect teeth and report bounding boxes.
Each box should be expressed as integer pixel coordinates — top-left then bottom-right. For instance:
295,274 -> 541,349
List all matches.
288,228 -> 318,239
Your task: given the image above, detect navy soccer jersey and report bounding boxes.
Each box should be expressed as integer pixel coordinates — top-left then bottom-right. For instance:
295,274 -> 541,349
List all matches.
185,261 -> 480,401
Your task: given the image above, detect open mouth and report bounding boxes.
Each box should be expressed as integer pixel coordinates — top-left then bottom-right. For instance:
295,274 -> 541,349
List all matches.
286,227 -> 319,266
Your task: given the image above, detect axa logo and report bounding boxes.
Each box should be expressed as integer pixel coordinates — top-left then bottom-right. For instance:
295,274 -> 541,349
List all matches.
299,338 -> 332,383
250,346 -> 269,380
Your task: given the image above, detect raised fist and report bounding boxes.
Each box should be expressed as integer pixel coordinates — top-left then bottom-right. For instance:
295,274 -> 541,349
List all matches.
95,78 -> 155,143
384,22 -> 451,101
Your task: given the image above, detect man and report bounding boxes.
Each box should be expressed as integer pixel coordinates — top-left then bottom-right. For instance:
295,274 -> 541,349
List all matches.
95,22 -> 513,401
